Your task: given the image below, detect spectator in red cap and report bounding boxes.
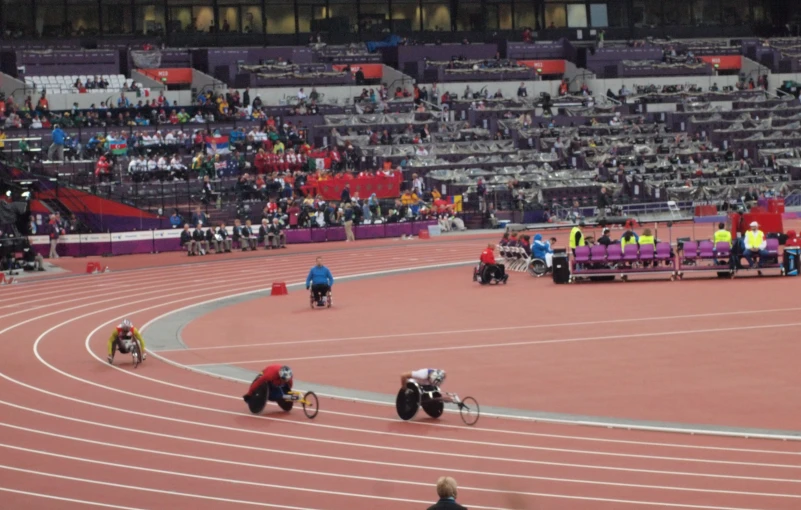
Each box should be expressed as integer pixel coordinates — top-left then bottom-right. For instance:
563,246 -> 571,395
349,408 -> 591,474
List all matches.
786,230 -> 801,248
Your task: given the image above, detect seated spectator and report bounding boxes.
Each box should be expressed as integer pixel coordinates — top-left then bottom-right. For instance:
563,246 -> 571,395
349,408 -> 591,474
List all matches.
242,219 -> 257,250
205,227 -> 221,253
268,218 -> 287,249
258,219 -> 271,249
744,221 -> 768,268
639,228 -> 655,247
193,223 -> 209,255
597,228 -> 613,246
215,222 -> 232,252
180,224 -> 197,255
499,232 -> 510,246
786,230 -> 801,248
532,233 -> 555,268
169,210 -> 183,229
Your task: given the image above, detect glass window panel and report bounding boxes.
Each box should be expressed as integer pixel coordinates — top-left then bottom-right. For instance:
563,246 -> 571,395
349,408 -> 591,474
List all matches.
392,0 -> 420,32
298,2 -> 324,33
242,5 -> 263,33
567,3 -> 587,27
135,1 -> 165,35
68,0 -> 100,34
4,0 -> 35,36
455,0 -> 481,30
102,0 -> 133,34
697,0 -> 720,24
721,0 -> 748,25
267,0 -> 296,34
329,0 -> 357,33
486,1 -> 512,30
664,0 -> 691,24
632,0 -> 662,27
545,4 -> 566,28
514,0 -> 536,30
193,5 -> 214,31
606,0 -> 627,27
422,1 -> 450,31
589,3 -> 608,27
218,6 -> 239,31
169,6 -> 192,30
361,2 -> 389,32
36,0 -> 66,37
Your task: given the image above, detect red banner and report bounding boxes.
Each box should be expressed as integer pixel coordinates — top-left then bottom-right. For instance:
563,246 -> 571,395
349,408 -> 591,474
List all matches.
138,68 -> 193,84
517,59 -> 566,75
698,55 -> 742,70
303,173 -> 402,201
333,64 -> 384,80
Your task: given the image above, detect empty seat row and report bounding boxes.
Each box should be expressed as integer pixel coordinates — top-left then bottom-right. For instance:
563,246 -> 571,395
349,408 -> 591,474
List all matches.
574,243 -> 673,263
24,74 -> 132,94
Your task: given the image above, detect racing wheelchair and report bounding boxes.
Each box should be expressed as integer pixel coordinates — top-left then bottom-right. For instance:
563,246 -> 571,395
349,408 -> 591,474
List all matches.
472,263 -> 509,285
309,287 -> 332,309
246,376 -> 319,419
114,338 -> 143,368
395,380 -> 480,425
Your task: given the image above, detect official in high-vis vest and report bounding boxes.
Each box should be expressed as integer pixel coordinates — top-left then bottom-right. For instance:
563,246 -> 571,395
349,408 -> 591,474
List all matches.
638,228 -> 655,247
744,221 -> 768,268
713,222 -> 732,247
569,225 -> 585,255
712,222 -> 732,265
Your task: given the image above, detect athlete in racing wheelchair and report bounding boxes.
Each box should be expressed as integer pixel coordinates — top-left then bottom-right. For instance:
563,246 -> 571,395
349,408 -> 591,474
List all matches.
107,319 -> 146,365
397,369 -> 453,419
306,256 -> 334,307
473,243 -> 508,284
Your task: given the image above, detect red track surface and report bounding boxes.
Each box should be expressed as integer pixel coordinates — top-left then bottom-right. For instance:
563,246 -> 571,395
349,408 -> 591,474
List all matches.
2,233 -> 801,510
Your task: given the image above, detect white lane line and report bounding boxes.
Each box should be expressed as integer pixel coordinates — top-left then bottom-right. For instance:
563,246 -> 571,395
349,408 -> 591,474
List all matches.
157,306 -> 801,352
188,321 -> 801,366
0,465 -> 332,510
3,401 -> 798,484
3,422 -> 800,499
0,460 -> 770,510
0,487 -> 147,510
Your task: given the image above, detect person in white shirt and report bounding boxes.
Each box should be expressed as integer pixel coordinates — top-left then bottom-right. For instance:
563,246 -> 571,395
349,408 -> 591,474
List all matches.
399,369 -> 455,402
297,88 -> 307,102
744,221 -> 768,269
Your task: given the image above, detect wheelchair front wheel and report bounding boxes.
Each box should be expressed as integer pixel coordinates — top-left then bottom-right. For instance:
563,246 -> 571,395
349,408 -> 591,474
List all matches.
302,391 -> 319,419
459,396 -> 480,426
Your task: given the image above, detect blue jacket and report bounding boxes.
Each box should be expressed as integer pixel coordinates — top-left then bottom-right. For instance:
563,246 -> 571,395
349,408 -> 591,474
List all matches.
531,233 -> 553,260
51,128 -> 66,145
306,266 -> 334,287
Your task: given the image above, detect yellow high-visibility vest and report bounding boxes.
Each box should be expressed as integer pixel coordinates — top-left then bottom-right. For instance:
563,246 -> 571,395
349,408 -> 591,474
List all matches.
713,229 -> 732,246
569,227 -> 585,249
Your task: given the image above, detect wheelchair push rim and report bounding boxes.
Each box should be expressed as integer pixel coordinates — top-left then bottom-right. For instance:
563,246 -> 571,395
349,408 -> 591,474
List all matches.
131,343 -> 142,369
459,396 -> 480,426
302,391 -> 319,419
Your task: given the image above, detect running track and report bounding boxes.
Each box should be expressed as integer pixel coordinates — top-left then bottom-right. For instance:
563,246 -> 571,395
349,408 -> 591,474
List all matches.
1,238 -> 800,510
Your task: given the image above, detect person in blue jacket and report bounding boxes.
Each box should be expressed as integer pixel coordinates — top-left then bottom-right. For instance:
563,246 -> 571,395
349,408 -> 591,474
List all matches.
531,233 -> 555,268
306,256 -> 334,305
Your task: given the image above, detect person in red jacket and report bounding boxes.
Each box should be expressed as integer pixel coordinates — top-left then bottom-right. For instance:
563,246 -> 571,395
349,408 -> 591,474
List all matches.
786,230 -> 801,248
478,243 -> 507,284
95,155 -> 111,182
243,364 -> 294,412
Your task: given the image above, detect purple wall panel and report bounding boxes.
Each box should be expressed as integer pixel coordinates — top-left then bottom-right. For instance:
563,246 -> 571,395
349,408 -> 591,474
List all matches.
311,228 -> 327,242
286,229 -> 312,243
326,227 -> 346,241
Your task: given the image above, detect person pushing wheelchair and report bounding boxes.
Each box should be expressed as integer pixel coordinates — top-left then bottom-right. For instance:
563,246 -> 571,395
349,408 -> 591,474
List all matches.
306,256 -> 334,306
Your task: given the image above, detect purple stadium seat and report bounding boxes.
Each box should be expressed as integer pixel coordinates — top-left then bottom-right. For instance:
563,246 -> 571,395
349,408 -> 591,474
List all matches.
765,238 -> 779,255
622,244 -> 639,261
606,244 -> 623,262
590,245 -> 607,262
682,241 -> 698,259
574,246 -> 591,263
639,244 -> 655,261
714,242 -> 731,257
655,243 -> 672,261
698,241 -> 715,258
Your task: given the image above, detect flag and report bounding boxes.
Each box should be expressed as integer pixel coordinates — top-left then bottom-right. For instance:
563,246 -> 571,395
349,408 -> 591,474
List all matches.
110,141 -> 127,155
207,135 -> 230,154
314,157 -> 330,170
447,195 -> 463,212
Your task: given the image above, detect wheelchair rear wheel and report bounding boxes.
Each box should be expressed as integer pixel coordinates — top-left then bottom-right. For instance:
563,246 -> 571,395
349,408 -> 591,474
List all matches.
395,387 -> 420,420
248,383 -> 269,414
528,258 -> 548,277
421,393 -> 444,419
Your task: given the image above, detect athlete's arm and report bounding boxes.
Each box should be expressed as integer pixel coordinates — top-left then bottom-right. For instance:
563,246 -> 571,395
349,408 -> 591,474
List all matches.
400,371 -> 413,388
107,330 -> 119,356
132,328 -> 146,352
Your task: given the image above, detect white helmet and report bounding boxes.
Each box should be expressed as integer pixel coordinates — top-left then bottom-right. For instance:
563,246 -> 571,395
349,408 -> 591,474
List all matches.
120,319 -> 133,332
279,366 -> 293,382
429,369 -> 446,386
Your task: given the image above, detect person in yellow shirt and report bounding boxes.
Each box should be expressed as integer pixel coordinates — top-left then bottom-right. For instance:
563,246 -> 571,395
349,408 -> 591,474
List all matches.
400,190 -> 413,206
431,189 -> 442,201
638,228 -> 655,247
107,319 -> 146,365
273,140 -> 285,154
713,222 -> 732,246
744,221 -> 767,268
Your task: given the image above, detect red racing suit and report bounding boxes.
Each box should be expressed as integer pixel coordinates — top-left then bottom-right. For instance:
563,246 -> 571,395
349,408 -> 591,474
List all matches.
246,364 -> 294,397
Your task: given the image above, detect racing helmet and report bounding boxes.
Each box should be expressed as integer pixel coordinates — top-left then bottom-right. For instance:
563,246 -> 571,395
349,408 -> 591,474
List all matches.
120,319 -> 133,332
429,369 -> 446,386
279,366 -> 293,382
